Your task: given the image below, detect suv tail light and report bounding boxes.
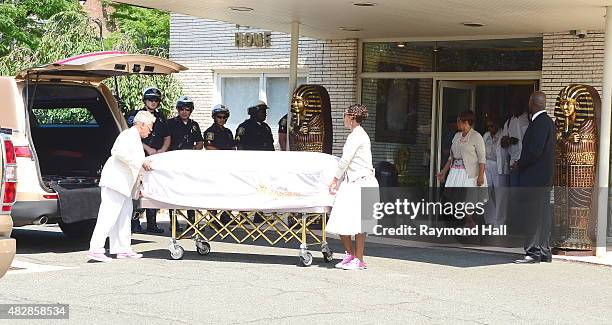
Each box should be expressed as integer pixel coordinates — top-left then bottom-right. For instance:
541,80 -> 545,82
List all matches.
14,145 -> 32,158
2,139 -> 17,212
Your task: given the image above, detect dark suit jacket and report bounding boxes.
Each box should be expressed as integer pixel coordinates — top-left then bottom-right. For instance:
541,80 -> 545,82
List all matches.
517,112 -> 556,187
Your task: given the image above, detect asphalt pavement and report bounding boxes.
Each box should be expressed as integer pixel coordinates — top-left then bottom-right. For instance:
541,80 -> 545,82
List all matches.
1,222 -> 611,325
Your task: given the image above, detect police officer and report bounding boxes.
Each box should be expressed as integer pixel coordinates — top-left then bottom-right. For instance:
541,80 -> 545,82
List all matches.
167,96 -> 204,231
203,104 -> 235,150
126,87 -> 170,234
203,104 -> 235,224
167,96 -> 204,151
236,101 -> 274,223
278,114 -> 288,151
235,101 -> 275,151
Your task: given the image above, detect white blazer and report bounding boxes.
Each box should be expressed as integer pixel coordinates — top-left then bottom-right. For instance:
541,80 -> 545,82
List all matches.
335,125 -> 375,182
99,127 -> 145,198
483,130 -> 510,175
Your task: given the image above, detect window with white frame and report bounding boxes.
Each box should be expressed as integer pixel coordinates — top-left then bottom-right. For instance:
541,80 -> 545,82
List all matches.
216,73 -> 307,149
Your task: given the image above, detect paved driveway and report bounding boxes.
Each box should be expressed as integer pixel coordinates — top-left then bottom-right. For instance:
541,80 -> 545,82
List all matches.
1,224 -> 611,324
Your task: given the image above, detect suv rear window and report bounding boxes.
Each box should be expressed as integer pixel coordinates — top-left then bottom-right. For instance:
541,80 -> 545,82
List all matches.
31,108 -> 98,126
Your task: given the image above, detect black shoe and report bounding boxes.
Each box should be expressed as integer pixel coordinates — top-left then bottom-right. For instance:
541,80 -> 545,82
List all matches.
132,220 -> 145,234
540,255 -> 552,263
514,256 -> 540,264
146,227 -> 164,234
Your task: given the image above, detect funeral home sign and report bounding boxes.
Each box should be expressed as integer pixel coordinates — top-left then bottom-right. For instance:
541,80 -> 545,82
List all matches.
235,31 -> 272,48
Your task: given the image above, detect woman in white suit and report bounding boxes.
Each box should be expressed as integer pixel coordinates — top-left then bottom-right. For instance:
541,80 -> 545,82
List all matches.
327,104 -> 379,271
87,111 -> 156,262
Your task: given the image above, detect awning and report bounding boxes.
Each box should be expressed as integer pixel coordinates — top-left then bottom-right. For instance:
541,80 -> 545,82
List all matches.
115,0 -> 610,39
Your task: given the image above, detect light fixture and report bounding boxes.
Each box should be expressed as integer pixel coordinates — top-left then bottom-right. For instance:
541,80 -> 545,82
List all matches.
353,2 -> 377,6
339,26 -> 363,32
462,22 -> 484,27
229,6 -> 254,12
396,43 -> 405,48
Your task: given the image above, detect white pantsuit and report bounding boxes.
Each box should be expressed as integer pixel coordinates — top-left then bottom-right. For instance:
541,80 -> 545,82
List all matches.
484,160 -> 509,226
89,187 -> 133,254
89,127 -> 145,254
483,130 -> 510,226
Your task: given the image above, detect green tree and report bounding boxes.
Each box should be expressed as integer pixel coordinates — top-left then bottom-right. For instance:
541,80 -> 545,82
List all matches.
104,1 -> 169,52
0,9 -> 182,117
0,0 -> 82,56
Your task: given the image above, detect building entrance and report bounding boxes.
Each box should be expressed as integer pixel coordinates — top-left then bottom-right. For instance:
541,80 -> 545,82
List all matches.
434,79 -> 539,185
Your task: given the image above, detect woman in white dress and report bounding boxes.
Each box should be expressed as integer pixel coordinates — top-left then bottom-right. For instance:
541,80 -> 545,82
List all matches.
436,110 -> 487,228
87,111 -> 156,262
327,104 -> 379,270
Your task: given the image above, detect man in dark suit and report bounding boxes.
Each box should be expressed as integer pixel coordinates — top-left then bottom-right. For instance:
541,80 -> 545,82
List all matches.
513,91 -> 556,264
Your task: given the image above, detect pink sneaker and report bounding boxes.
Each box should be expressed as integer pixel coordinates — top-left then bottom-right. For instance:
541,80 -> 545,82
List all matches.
87,251 -> 112,262
342,258 -> 367,270
116,251 -> 143,259
335,251 -> 355,269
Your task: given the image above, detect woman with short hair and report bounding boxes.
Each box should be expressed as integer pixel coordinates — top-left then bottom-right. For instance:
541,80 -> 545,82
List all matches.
88,111 -> 157,262
327,104 -> 379,270
437,110 -> 487,228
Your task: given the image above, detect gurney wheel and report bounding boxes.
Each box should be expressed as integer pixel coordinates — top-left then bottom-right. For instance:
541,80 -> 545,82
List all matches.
196,241 -> 211,256
322,250 -> 334,263
299,252 -> 313,267
170,245 -> 184,260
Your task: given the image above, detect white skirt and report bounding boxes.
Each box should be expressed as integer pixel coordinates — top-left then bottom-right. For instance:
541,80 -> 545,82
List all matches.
445,161 -> 488,203
327,175 -> 379,236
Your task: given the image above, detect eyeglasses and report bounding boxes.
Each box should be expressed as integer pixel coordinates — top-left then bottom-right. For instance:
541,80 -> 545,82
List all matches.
215,115 -> 228,120
178,107 -> 193,112
146,98 -> 161,103
145,124 -> 153,132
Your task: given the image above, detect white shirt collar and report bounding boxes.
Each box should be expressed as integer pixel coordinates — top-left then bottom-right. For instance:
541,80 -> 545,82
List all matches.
531,110 -> 546,121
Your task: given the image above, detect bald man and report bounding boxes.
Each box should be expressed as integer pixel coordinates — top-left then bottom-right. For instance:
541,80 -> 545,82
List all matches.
513,91 -> 556,264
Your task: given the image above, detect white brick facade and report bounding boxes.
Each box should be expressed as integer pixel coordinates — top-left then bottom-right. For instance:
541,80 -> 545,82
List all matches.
169,14 -> 357,156
171,15 -> 610,181
541,31 -> 605,113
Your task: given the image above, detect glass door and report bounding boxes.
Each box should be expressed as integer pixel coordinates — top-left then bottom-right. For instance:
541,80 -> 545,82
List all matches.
435,81 -> 476,185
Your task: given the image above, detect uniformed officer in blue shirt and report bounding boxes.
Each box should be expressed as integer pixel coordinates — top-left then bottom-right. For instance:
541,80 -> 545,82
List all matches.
167,96 -> 203,230
203,104 -> 235,225
167,96 -> 204,151
203,104 -> 235,150
235,101 -> 275,151
125,87 -> 170,234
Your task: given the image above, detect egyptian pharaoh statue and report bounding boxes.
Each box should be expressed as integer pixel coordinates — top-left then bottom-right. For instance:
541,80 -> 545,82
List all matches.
553,84 -> 599,251
289,85 -> 333,154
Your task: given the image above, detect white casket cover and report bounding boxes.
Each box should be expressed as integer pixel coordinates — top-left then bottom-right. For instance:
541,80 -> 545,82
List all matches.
140,150 -> 338,210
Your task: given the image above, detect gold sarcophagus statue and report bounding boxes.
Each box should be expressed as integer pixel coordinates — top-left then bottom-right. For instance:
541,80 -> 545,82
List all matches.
289,85 -> 333,154
553,84 -> 599,251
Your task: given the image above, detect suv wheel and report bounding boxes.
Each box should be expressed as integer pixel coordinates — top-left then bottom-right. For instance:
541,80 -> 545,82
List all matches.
58,219 -> 96,240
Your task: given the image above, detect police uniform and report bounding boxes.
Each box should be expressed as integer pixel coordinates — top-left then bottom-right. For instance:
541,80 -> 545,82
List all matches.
126,108 -> 169,154
203,124 -> 235,150
235,117 -> 275,151
167,117 -> 204,151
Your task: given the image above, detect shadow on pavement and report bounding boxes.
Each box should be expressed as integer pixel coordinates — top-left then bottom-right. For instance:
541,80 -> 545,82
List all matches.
12,226 -> 152,254
144,221 -> 519,268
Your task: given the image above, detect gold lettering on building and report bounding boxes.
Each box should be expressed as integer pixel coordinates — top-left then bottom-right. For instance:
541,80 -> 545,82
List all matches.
235,32 -> 272,48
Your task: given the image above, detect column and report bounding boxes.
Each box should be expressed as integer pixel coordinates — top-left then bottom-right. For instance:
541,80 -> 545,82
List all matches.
287,21 -> 299,151
596,6 -> 612,257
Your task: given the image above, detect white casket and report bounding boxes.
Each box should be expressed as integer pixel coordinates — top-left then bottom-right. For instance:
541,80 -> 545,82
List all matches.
140,150 -> 338,211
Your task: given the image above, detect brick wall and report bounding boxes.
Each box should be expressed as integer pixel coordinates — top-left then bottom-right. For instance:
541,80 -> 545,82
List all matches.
169,14 -> 357,155
541,31 -> 604,113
